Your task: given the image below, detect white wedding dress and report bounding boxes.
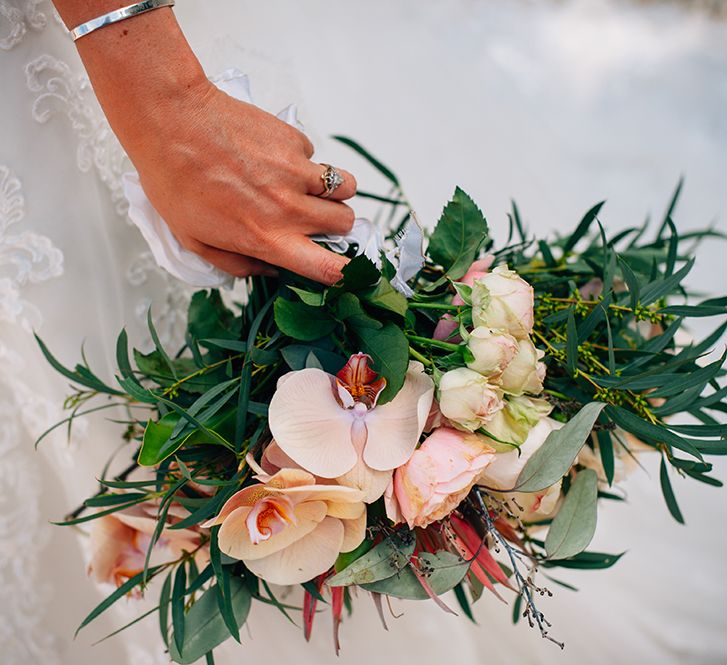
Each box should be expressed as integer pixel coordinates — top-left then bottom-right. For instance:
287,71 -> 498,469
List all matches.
1,1 -> 726,664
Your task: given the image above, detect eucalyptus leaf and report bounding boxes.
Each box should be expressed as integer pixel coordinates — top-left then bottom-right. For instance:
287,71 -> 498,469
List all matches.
514,403 -> 605,492
545,469 -> 598,559
361,551 -> 469,600
328,535 -> 415,587
169,579 -> 251,665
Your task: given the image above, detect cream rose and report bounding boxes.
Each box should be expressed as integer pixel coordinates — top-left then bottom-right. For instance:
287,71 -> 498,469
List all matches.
465,327 -> 519,378
478,417 -> 563,521
438,368 -> 504,432
499,337 -> 546,395
471,265 -> 535,339
484,395 -> 552,446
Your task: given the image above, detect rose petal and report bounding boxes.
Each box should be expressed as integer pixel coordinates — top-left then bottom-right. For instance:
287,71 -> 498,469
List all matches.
244,517 -> 345,585
269,369 -> 358,478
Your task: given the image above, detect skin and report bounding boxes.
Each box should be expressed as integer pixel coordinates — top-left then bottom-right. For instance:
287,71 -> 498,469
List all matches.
53,1 -> 357,283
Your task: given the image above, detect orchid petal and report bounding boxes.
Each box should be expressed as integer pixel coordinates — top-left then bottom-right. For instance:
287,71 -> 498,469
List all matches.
362,362 -> 434,471
340,511 -> 367,553
269,368 -> 357,478
337,459 -> 393,503
278,484 -> 365,504
244,516 -> 345,585
261,440 -> 301,474
201,485 -> 272,528
265,468 -> 317,490
218,501 -> 327,561
326,500 -> 366,520
89,516 -> 132,583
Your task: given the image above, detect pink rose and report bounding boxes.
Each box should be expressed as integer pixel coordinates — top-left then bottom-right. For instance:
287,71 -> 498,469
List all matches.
385,427 -> 495,529
433,255 -> 495,341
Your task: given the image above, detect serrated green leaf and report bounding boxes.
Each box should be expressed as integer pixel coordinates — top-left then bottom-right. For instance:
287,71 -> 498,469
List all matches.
353,321 -> 409,403
428,187 -> 488,280
289,286 -> 325,306
273,298 -> 337,342
362,277 -> 408,316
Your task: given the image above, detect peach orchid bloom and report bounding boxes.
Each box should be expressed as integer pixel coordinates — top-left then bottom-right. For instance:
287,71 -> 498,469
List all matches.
89,501 -> 205,587
204,457 -> 366,585
268,354 -> 435,502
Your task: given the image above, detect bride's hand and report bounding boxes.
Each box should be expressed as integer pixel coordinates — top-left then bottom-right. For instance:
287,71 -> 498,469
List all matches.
125,80 -> 358,283
54,1 -> 357,284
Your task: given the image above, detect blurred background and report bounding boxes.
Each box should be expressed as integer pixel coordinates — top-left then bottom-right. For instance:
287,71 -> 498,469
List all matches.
1,0 -> 726,664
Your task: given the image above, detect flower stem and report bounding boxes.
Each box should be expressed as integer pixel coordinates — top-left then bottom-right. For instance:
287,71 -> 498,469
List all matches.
409,302 -> 461,311
408,346 -> 433,367
406,334 -> 461,352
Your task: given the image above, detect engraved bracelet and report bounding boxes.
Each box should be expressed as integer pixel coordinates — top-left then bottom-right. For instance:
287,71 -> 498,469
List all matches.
70,0 -> 175,41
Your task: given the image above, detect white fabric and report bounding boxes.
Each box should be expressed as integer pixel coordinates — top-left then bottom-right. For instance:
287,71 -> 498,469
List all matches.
1,1 -> 726,665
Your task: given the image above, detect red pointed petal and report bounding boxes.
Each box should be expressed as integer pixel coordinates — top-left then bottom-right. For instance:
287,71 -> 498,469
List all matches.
410,563 -> 458,615
303,590 -> 317,642
370,592 -> 389,631
493,516 -> 525,548
450,515 -> 514,591
331,586 -> 344,656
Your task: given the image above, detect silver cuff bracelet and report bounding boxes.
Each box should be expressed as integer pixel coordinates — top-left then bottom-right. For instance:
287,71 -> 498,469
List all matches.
70,0 -> 175,42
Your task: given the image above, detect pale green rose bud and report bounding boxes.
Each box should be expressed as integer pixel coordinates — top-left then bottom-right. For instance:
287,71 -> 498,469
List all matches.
471,265 -> 535,339
499,337 -> 546,395
465,327 -> 519,378
483,395 -> 553,447
438,367 -> 504,432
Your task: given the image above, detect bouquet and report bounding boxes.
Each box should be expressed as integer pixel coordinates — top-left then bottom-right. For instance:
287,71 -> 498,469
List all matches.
38,140 -> 727,662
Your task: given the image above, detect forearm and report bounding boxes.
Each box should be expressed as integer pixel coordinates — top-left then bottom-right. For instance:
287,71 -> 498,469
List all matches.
52,0 -> 208,154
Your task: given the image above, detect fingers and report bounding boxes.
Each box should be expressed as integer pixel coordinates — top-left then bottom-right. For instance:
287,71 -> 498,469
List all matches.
273,236 -> 349,285
297,196 -> 356,236
305,163 -> 357,201
194,243 -> 278,278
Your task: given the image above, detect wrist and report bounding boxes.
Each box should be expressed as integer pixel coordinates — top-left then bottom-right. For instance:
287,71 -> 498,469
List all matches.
74,6 -> 210,151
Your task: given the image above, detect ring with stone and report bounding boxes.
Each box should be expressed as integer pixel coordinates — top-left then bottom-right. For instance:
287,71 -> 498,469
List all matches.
318,163 -> 345,198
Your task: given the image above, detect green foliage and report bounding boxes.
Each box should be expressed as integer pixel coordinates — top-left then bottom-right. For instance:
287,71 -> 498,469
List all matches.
38,153 -> 726,654
361,551 -> 469,599
329,535 -> 415,587
428,187 -> 489,280
515,403 -> 605,492
545,469 -> 599,559
169,578 -> 252,664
